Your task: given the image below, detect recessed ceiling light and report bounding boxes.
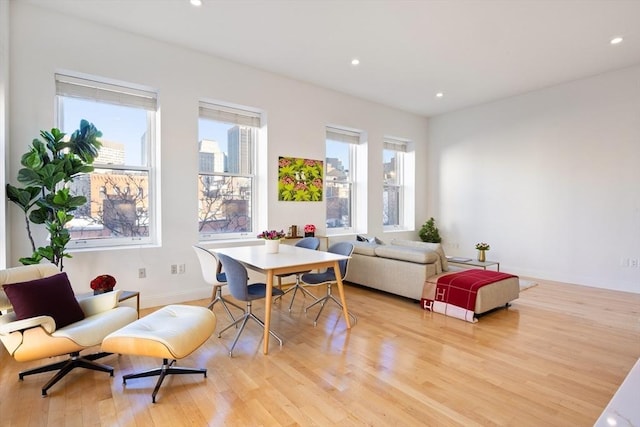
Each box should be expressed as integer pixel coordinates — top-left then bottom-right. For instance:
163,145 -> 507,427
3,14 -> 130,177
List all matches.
351,58 -> 360,66
190,0 -> 202,6
435,92 -> 444,98
610,36 -> 623,45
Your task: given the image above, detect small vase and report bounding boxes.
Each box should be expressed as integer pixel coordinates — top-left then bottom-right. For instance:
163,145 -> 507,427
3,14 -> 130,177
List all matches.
265,239 -> 280,254
305,232 -> 314,237
93,289 -> 113,295
478,250 -> 486,262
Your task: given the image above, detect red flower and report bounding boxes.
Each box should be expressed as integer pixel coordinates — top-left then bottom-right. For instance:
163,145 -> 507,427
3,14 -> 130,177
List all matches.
90,274 -> 117,291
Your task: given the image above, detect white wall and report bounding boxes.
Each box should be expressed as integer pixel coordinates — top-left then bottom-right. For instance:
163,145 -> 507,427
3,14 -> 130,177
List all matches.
428,65 -> 640,293
0,0 -> 9,270
6,3 -> 429,307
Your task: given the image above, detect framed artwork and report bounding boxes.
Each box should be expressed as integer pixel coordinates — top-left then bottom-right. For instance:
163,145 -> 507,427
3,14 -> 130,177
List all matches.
278,156 -> 324,201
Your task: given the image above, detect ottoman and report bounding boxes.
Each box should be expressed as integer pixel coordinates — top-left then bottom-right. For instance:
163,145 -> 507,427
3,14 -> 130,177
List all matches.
422,270 -> 520,322
102,304 -> 216,403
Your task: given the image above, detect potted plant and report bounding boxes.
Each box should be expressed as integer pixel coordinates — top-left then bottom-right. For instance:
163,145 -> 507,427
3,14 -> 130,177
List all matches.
90,274 -> 117,295
257,229 -> 286,253
475,242 -> 490,262
6,120 -> 102,270
419,217 -> 442,243
304,224 -> 316,237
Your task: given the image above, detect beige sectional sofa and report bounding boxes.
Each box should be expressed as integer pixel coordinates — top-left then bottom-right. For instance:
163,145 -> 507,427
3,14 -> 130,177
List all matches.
346,239 -> 449,300
347,238 -> 520,316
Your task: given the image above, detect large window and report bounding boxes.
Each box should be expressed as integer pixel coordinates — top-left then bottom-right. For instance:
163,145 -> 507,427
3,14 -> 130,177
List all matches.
56,73 -> 157,248
325,127 -> 360,232
198,102 -> 260,240
383,138 -> 407,228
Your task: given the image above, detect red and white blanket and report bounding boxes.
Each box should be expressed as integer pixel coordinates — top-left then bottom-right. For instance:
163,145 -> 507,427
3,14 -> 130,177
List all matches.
421,270 -> 517,322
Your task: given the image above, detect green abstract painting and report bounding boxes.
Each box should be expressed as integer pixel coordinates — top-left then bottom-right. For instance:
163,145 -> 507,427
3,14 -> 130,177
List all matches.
278,156 -> 324,201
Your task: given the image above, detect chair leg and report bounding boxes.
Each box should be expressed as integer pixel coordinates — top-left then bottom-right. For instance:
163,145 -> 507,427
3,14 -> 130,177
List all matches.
305,283 -> 357,326
18,351 -> 114,397
217,313 -> 248,338
248,313 -> 283,347
226,314 -> 251,357
208,285 -> 244,322
122,358 -> 207,403
278,273 -> 318,311
218,301 -> 283,357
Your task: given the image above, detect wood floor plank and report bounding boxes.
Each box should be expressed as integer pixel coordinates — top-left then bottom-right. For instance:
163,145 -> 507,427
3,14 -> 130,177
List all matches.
1,279 -> 639,426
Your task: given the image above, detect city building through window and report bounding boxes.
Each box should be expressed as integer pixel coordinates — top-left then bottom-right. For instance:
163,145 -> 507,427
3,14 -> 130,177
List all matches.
383,138 -> 407,228
198,102 -> 260,239
56,73 -> 157,248
325,126 -> 361,233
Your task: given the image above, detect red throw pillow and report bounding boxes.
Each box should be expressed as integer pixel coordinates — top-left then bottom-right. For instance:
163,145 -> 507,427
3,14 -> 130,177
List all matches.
3,272 -> 85,328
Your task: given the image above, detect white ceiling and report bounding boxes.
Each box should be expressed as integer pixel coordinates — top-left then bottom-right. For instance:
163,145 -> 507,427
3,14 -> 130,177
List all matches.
24,0 -> 640,117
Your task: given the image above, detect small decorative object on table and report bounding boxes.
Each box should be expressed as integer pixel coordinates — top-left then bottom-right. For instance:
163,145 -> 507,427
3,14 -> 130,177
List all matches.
475,242 -> 490,262
90,274 -> 117,295
257,229 -> 286,253
304,224 -> 316,237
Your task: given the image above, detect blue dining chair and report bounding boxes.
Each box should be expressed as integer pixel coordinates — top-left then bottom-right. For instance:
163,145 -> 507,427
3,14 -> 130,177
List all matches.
301,242 -> 357,326
216,253 -> 285,356
275,237 -> 321,311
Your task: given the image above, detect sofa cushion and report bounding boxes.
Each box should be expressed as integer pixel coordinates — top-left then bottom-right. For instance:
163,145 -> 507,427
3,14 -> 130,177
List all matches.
374,245 -> 439,264
356,235 -> 384,244
2,272 -> 85,329
352,241 -> 379,256
390,239 -> 449,271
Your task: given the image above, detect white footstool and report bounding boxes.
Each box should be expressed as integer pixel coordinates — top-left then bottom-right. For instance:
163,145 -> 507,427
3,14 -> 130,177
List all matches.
102,304 -> 216,403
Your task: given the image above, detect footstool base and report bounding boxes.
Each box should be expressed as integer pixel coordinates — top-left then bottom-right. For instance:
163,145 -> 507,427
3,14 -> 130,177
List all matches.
123,358 -> 207,403
102,304 -> 216,403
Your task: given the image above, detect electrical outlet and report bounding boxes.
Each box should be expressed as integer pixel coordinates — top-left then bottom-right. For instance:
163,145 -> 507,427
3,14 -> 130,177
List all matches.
178,264 -> 186,274
171,264 -> 178,274
138,268 -> 146,279
631,258 -> 639,268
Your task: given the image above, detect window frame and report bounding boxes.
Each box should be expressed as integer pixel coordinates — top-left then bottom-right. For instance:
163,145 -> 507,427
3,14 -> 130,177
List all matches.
325,126 -> 361,235
383,138 -> 407,230
197,101 -> 261,241
55,73 -> 158,249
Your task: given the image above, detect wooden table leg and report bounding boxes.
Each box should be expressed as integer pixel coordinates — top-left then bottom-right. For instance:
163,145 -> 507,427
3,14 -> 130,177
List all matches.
263,270 -> 274,354
334,261 -> 352,329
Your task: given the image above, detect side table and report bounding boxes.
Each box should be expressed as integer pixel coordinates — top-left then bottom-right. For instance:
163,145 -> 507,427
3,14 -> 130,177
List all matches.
119,290 -> 140,318
447,257 -> 500,271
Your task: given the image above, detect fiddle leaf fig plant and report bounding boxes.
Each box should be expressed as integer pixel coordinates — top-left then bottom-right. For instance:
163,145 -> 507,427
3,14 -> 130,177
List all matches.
6,120 -> 102,270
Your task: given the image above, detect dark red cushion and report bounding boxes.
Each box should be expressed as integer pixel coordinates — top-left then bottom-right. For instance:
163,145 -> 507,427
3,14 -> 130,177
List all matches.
3,272 -> 85,328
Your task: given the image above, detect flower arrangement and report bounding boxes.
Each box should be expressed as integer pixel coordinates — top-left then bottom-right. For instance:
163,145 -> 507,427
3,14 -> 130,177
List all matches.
257,230 -> 286,240
304,224 -> 316,234
475,242 -> 490,251
90,274 -> 117,292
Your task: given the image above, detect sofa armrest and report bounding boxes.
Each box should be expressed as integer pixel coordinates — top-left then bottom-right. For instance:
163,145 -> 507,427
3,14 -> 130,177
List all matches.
78,290 -> 121,317
390,239 -> 449,271
0,314 -> 56,335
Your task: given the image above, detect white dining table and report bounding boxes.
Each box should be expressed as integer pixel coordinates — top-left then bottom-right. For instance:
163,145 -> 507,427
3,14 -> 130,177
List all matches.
212,244 -> 352,354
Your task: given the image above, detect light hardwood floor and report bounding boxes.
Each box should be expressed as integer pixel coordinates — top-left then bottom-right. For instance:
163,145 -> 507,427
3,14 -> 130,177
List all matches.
1,279 -> 639,426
